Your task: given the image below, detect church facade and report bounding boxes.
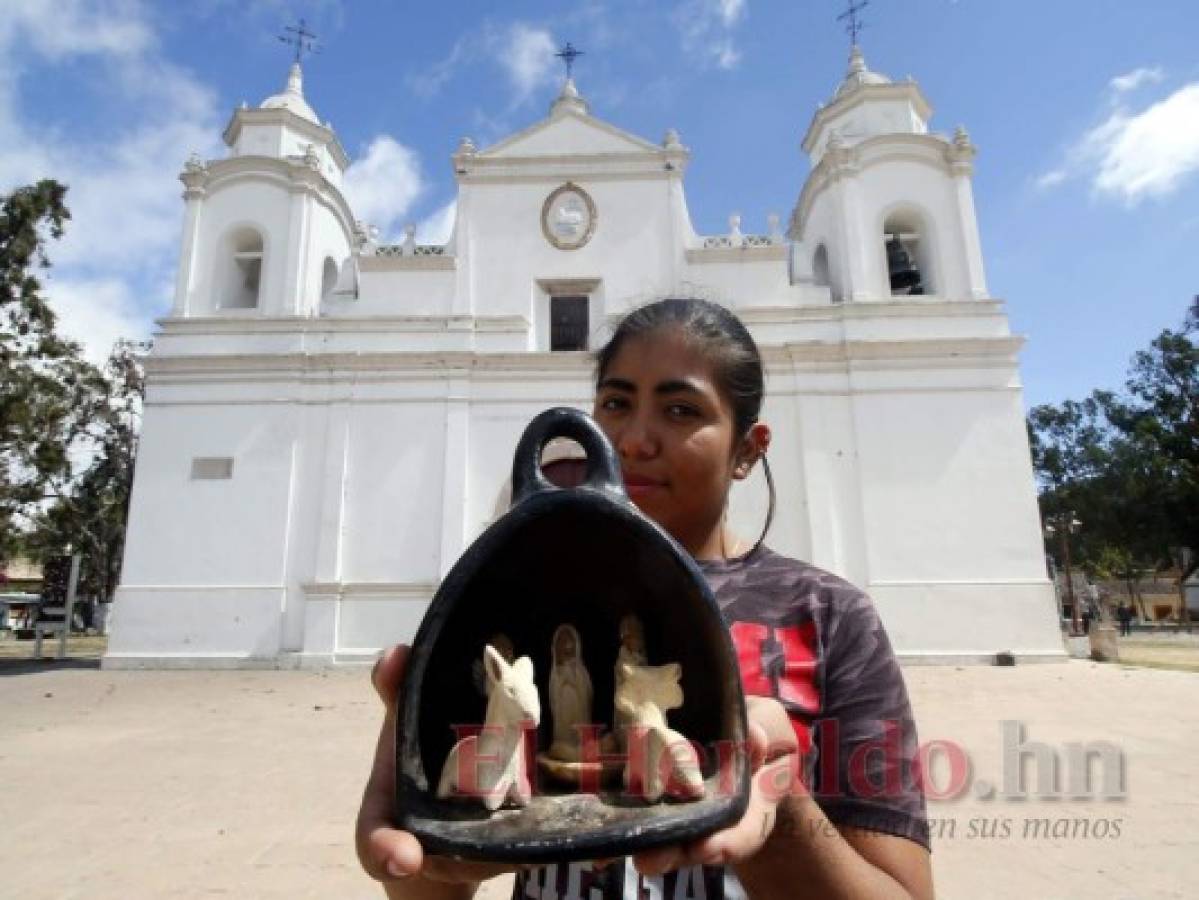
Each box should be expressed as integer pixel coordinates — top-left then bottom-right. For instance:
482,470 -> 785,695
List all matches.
105,50 -> 1064,667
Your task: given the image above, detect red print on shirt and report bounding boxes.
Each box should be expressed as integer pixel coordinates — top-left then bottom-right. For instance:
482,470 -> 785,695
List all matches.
729,620 -> 819,752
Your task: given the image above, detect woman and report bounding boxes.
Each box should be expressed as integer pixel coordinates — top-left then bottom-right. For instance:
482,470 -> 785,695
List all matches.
357,299 -> 933,899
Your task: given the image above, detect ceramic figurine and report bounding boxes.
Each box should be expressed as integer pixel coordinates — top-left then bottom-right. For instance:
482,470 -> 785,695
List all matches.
547,624 -> 594,761
472,632 -> 515,696
612,614 -> 648,749
614,662 -> 705,803
437,644 -> 540,811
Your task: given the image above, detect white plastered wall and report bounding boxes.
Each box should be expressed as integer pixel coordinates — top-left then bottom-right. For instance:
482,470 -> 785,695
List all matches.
462,176 -> 680,326
189,180 -> 291,317
107,403 -> 299,662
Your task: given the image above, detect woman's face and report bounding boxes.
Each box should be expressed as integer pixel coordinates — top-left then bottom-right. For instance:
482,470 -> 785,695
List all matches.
593,327 -> 746,559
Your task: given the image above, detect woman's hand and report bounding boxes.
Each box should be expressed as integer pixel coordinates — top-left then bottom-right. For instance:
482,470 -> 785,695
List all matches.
629,695 -> 801,876
355,645 -> 520,893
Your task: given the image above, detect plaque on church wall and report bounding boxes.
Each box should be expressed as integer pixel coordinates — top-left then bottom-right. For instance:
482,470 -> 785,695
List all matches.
541,183 -> 596,251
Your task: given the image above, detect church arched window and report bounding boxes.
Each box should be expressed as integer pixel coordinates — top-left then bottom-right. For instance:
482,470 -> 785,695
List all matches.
812,244 -> 831,288
219,227 -> 265,310
320,256 -> 339,300
882,209 -> 933,297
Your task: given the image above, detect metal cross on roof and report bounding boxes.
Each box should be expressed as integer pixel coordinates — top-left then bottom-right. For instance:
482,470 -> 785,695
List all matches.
278,18 -> 320,64
837,0 -> 869,47
555,42 -> 584,80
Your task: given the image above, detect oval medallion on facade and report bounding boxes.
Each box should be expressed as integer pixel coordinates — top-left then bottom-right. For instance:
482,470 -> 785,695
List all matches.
541,182 -> 597,251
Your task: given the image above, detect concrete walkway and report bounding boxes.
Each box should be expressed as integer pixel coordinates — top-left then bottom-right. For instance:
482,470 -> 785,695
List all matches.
0,659 -> 1195,899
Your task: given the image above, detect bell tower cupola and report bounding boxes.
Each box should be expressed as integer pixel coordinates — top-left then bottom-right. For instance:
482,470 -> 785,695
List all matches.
788,37 -> 989,304
221,61 -> 349,187
802,46 -> 933,167
170,40 -> 356,321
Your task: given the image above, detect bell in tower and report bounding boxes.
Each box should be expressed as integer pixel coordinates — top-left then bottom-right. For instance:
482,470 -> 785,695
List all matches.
886,235 -> 924,296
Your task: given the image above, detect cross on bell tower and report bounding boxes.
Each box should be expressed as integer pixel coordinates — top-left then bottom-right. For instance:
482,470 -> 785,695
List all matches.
278,18 -> 320,64
837,0 -> 869,48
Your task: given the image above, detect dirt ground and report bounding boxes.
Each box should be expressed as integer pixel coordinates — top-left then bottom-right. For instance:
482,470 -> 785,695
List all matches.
0,650 -> 1196,899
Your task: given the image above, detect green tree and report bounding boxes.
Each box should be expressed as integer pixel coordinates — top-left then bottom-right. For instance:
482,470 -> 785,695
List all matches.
0,180 -> 108,562
1106,301 -> 1199,616
1028,300 -> 1199,621
23,340 -> 147,603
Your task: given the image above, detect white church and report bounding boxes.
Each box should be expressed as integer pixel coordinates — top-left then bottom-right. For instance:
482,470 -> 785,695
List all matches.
105,47 -> 1065,668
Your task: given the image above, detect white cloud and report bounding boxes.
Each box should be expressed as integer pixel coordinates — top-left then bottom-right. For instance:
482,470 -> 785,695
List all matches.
408,35 -> 471,99
416,200 -> 457,246
0,0 -> 225,358
342,136 -> 425,238
1035,169 -> 1068,190
713,39 -> 740,70
1109,66 -> 1164,96
1089,84 -> 1199,201
43,276 -> 155,364
498,24 -> 558,103
407,20 -> 560,108
717,0 -> 746,27
673,0 -> 748,71
1037,77 -> 1199,205
0,0 -> 154,60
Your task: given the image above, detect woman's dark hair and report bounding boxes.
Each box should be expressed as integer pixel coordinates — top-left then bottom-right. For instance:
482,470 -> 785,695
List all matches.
594,298 -> 775,554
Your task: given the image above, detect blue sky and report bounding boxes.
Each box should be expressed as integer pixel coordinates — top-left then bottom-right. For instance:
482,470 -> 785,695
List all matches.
2,0 -> 1197,409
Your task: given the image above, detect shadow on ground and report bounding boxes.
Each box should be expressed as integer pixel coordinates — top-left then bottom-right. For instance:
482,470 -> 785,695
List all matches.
0,658 -> 102,677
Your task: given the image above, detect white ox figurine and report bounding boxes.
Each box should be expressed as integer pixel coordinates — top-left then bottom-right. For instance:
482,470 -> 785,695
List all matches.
614,662 -> 706,803
437,645 -> 540,811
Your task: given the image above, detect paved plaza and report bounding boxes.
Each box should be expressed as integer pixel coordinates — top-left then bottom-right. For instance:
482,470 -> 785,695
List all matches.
0,654 -> 1195,899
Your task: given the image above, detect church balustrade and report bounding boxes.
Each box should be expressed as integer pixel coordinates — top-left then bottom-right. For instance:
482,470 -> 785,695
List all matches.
702,233 -> 777,249
375,243 -> 447,257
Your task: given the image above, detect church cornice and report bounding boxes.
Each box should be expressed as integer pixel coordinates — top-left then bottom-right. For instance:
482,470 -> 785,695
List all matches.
735,299 -> 1007,325
763,335 -> 1026,372
193,156 -> 358,243
222,107 -> 350,170
143,350 -> 598,381
475,110 -> 670,159
155,314 -> 530,336
685,244 -> 788,264
455,152 -> 684,184
789,133 -> 967,240
140,341 -> 1024,411
359,254 -> 456,272
142,336 -> 1024,382
801,81 -> 934,154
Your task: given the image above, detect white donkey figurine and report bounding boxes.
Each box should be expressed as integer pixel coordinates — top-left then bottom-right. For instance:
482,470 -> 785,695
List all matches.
437,644 -> 540,811
614,662 -> 706,802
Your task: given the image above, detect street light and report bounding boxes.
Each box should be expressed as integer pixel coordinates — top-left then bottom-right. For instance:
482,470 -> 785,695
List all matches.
1045,514 -> 1084,636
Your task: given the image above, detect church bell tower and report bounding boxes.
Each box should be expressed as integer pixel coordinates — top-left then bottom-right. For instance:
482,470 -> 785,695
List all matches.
789,45 -> 989,304
170,59 -> 355,320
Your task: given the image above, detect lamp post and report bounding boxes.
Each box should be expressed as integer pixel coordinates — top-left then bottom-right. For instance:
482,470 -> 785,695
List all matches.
1046,514 -> 1083,636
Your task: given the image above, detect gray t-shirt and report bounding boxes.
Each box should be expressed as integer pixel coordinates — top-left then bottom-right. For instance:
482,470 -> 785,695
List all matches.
512,547 -> 928,899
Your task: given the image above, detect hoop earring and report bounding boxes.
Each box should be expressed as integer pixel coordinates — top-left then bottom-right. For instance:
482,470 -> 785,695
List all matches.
749,455 -> 776,555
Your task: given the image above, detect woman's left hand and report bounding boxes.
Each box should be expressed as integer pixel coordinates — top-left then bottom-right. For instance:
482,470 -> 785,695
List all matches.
630,696 -> 801,875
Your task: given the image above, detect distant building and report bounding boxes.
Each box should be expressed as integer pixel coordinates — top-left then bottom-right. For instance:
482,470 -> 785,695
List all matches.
0,556 -> 43,593
107,47 -> 1063,667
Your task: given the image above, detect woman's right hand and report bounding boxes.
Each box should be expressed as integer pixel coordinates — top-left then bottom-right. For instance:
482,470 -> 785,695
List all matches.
355,644 -> 523,894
